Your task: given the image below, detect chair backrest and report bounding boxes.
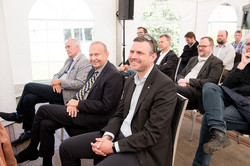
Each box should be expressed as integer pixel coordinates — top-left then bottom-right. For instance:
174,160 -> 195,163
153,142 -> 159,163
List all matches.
171,93 -> 189,166
174,58 -> 182,82
217,66 -> 225,85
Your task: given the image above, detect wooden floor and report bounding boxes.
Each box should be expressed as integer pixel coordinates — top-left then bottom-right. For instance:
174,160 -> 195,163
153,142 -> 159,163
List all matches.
6,112 -> 250,166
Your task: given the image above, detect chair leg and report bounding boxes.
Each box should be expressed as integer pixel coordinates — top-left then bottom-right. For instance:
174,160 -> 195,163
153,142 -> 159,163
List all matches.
61,128 -> 64,142
236,132 -> 241,144
189,109 -> 197,141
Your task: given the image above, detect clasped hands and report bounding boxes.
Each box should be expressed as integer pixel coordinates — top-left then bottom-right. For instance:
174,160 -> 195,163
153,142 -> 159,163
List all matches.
238,52 -> 250,70
91,135 -> 114,156
66,99 -> 79,117
178,78 -> 190,87
51,79 -> 62,93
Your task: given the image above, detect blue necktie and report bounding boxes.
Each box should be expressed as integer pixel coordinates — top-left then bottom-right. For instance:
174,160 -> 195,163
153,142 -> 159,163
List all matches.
75,70 -> 99,100
58,59 -> 74,78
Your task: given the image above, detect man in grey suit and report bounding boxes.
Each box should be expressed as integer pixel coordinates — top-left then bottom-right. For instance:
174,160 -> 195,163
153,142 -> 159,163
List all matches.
59,35 -> 177,166
177,37 -> 223,113
0,39 -> 92,145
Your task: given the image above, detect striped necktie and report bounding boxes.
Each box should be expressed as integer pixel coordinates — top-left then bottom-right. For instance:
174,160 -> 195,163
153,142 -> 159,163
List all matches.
75,70 -> 99,100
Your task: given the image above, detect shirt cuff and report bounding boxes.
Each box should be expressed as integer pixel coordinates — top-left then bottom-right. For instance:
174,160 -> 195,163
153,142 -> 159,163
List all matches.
114,141 -> 120,153
103,132 -> 115,141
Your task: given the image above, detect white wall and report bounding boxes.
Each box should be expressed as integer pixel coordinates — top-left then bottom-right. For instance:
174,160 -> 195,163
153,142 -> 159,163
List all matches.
0,0 -> 16,113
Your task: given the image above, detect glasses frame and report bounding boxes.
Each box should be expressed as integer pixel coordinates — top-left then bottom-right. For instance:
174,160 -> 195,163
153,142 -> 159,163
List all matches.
140,35 -> 157,53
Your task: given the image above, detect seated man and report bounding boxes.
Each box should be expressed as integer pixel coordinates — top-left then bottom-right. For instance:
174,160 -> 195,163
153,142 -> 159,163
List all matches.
59,35 -> 177,166
192,37 -> 250,166
155,34 -> 178,80
14,41 -> 124,166
0,39 -> 92,145
177,37 -> 223,112
213,30 -> 235,79
232,30 -> 245,55
179,31 -> 199,73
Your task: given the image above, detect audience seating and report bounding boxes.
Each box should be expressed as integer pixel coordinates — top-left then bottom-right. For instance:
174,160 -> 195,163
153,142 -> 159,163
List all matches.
174,58 -> 182,82
171,93 -> 188,166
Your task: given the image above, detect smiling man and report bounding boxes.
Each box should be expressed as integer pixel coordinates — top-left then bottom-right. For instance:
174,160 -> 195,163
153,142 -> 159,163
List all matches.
0,39 -> 92,146
59,35 -> 177,166
177,37 -> 223,112
14,41 -> 123,166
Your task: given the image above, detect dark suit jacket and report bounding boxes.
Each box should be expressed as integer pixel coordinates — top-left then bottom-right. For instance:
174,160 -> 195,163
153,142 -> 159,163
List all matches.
180,41 -> 199,69
102,66 -> 177,166
155,50 -> 178,80
177,54 -> 223,112
75,61 -> 123,131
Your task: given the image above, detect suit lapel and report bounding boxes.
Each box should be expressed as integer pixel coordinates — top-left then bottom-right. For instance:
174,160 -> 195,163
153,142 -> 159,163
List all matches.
133,66 -> 157,115
124,78 -> 136,116
186,58 -> 198,74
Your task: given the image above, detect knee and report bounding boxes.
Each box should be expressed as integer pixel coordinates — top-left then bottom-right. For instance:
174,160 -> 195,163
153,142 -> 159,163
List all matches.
202,83 -> 220,95
36,105 -> 48,118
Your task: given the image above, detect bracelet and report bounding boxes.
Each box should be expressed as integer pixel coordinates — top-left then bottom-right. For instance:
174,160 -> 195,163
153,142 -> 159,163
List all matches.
112,143 -> 117,153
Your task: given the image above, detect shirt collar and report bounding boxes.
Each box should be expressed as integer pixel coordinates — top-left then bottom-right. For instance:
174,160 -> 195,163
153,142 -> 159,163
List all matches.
198,53 -> 211,62
134,65 -> 154,85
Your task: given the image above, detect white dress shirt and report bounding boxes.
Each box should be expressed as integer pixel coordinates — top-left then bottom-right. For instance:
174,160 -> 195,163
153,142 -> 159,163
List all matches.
156,49 -> 170,65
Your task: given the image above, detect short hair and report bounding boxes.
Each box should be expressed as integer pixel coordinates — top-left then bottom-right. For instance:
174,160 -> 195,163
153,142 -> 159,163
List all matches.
219,30 -> 228,36
67,39 -> 81,48
160,34 -> 171,41
235,30 -> 242,34
137,27 -> 148,33
185,32 -> 196,40
90,41 -> 108,52
200,36 -> 214,46
133,35 -> 157,54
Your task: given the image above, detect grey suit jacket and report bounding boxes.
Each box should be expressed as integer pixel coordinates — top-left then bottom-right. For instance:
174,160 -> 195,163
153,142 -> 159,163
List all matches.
53,54 -> 92,104
102,65 -> 177,166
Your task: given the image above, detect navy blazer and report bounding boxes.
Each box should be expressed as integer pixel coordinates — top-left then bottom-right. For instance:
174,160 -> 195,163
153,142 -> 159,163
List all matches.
75,61 -> 123,131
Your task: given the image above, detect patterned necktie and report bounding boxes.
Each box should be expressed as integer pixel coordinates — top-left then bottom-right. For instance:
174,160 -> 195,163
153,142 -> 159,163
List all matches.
75,70 -> 99,100
59,59 -> 74,78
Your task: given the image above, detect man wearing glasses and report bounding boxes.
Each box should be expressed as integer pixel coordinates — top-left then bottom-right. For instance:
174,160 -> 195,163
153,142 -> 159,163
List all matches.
177,37 -> 223,113
192,36 -> 250,166
59,35 -> 177,166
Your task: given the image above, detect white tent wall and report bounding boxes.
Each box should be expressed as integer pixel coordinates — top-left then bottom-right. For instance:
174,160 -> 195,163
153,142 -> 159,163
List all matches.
0,0 -> 16,114
0,0 -> 250,112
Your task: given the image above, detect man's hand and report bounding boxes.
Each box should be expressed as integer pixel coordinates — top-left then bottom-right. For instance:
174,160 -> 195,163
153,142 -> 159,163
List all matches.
178,78 -> 188,87
51,79 -> 62,86
238,52 -> 250,70
66,105 -> 79,117
52,84 -> 62,93
67,99 -> 79,107
91,137 -> 114,156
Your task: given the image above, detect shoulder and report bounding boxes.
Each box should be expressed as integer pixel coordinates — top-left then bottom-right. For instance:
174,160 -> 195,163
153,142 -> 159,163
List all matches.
104,61 -> 122,77
209,54 -> 223,64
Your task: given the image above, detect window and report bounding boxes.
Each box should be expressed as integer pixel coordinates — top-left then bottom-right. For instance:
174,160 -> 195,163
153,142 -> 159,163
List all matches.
28,0 -> 94,81
141,0 -> 181,54
208,3 -> 237,43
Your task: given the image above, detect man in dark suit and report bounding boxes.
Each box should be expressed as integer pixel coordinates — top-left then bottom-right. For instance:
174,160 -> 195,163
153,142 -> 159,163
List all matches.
14,41 -> 124,166
177,37 -> 223,112
59,35 -> 177,166
179,31 -> 199,73
0,39 -> 92,145
155,34 -> 178,80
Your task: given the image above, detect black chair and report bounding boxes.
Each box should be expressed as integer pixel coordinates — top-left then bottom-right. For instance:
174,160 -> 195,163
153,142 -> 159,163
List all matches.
171,93 -> 189,166
174,58 -> 182,82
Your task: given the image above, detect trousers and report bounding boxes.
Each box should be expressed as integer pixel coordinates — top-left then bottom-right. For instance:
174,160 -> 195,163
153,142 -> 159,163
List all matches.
59,131 -> 141,166
192,83 -> 249,166
16,82 -> 64,130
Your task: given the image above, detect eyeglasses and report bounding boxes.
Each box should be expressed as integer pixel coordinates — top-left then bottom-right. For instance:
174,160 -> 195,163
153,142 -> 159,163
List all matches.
140,35 -> 156,53
197,45 -> 211,48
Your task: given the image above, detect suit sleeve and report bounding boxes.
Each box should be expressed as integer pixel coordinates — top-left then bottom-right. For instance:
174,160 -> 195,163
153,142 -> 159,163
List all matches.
61,57 -> 92,90
77,70 -> 123,114
189,58 -> 223,88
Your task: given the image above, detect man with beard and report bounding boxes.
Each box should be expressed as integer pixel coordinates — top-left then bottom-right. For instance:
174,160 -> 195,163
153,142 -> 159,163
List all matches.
213,30 -> 235,79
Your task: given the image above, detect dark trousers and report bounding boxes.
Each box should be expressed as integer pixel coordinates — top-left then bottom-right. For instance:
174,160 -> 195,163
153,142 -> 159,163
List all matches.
177,85 -> 198,109
28,104 -> 88,157
59,131 -> 141,166
16,82 -> 64,130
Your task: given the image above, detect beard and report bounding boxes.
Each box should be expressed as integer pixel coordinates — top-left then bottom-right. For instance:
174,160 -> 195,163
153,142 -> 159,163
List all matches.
217,40 -> 225,45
